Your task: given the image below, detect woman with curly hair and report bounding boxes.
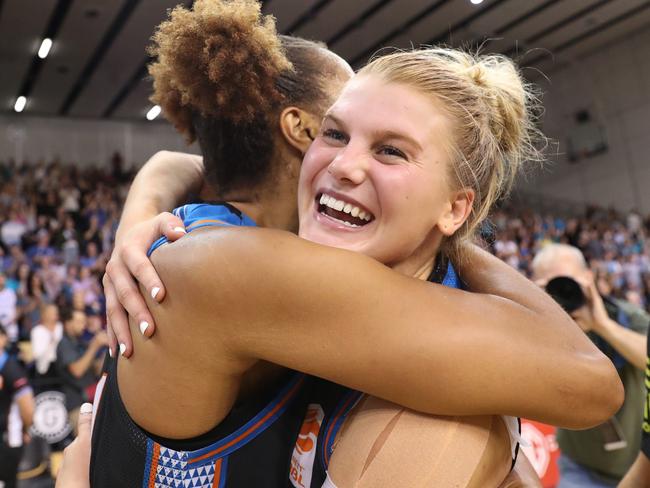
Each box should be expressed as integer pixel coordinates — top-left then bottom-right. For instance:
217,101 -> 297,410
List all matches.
83,1 -> 620,487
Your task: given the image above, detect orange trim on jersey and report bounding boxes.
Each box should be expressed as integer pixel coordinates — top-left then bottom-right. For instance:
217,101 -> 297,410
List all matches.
189,378 -> 304,464
213,458 -> 222,487
147,443 -> 160,488
186,219 -> 231,229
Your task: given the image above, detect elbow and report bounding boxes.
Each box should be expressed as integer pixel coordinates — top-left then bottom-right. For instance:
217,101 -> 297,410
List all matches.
562,352 -> 624,430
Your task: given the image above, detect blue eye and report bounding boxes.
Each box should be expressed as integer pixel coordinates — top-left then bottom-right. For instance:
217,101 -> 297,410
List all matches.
379,145 -> 407,159
323,129 -> 347,143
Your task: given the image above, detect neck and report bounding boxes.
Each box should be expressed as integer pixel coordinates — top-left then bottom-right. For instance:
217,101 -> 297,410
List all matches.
391,232 -> 445,281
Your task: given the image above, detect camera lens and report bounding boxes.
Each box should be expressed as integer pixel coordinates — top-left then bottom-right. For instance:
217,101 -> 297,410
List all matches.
545,276 -> 586,313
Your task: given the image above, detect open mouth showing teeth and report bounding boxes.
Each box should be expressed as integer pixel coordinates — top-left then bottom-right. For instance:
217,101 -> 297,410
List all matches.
316,193 -> 374,228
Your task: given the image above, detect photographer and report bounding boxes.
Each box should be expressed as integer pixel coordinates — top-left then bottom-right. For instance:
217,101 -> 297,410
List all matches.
532,244 -> 647,487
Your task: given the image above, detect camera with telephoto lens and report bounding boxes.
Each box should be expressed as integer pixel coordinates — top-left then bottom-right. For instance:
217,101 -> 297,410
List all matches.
545,276 -> 586,313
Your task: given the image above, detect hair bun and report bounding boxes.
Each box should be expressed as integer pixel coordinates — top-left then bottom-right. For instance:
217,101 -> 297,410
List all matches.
148,0 -> 292,140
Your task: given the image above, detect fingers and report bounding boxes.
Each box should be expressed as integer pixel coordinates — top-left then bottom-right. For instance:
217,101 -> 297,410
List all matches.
119,219 -> 177,304
103,274 -> 133,358
159,211 -> 187,242
77,403 -> 93,439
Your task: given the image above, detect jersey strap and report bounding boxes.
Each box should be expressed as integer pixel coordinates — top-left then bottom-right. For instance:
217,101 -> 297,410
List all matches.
320,390 -> 364,470
148,203 -> 257,256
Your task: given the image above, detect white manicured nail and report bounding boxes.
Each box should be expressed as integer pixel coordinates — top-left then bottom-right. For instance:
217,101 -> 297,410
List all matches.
173,227 -> 187,234
139,321 -> 150,336
151,287 -> 161,300
119,343 -> 126,356
108,348 -> 113,358
80,403 -> 93,415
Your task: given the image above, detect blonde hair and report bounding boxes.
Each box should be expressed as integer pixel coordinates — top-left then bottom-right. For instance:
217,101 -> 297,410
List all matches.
359,47 -> 543,260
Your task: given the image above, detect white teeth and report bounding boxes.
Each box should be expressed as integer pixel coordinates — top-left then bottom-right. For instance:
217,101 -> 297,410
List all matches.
319,193 -> 373,222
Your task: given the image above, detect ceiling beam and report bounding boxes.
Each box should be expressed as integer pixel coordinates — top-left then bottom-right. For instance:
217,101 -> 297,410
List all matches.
425,0 -> 509,46
58,0 -> 141,115
326,0 -> 395,47
102,0 -> 195,119
102,57 -> 148,118
16,0 -> 73,101
284,0 -> 334,34
526,1 -> 650,66
349,0 -> 449,67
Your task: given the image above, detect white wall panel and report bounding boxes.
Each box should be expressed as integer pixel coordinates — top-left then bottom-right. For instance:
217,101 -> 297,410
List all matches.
0,115 -> 197,168
519,23 -> 650,213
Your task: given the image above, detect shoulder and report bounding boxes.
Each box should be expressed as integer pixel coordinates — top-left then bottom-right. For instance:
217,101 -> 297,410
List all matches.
3,357 -> 28,390
151,226 -> 374,299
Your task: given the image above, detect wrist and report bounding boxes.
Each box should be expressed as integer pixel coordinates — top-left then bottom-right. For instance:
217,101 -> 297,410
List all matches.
594,317 -> 617,338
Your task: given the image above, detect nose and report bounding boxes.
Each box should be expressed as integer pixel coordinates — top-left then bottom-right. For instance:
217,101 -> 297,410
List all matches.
327,145 -> 369,186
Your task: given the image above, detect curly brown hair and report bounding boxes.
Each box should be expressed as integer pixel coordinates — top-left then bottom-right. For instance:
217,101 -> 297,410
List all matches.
148,0 -> 348,193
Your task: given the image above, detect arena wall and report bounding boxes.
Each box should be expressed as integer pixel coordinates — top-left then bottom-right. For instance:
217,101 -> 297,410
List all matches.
0,114 -> 197,168
519,24 -> 650,213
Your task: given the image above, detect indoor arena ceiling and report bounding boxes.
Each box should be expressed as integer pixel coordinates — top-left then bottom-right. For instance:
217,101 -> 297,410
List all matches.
1,0 -> 649,121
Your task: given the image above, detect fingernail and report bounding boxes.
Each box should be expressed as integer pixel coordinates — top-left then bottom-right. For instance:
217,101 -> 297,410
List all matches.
139,321 -> 150,336
119,343 -> 126,356
151,287 -> 161,300
80,403 -> 93,415
108,348 -> 113,358
173,227 -> 187,234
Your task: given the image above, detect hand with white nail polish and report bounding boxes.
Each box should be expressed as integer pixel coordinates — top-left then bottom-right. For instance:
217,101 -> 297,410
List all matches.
104,211 -> 187,357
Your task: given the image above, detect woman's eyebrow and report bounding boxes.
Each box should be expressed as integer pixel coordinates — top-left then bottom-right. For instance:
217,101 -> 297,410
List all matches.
322,113 -> 347,129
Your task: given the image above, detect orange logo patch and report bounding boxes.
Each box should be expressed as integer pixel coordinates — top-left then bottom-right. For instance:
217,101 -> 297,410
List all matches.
290,404 -> 324,488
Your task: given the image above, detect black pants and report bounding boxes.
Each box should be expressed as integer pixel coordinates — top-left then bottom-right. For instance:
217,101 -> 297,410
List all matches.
0,442 -> 23,488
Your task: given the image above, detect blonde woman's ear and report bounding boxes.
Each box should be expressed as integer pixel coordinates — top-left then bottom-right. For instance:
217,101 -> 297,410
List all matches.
439,189 -> 475,236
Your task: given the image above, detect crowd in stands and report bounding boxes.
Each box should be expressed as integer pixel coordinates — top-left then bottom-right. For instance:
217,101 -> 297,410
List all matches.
0,156 -> 134,445
1,156 -> 650,486
488,205 -> 650,313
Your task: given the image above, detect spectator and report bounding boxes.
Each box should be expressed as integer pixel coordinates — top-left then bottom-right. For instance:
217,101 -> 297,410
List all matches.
532,244 -> 648,487
0,272 -> 18,344
0,211 -> 27,250
18,270 -> 47,335
56,307 -> 107,431
30,303 -> 63,376
0,325 -> 35,488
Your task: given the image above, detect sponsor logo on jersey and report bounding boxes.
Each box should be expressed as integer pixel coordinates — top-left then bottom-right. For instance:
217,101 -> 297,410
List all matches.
290,404 -> 324,488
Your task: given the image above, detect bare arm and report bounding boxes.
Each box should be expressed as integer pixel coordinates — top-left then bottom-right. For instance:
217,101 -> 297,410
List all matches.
67,334 -> 107,379
116,151 -> 204,242
596,320 -> 646,371
151,228 -> 623,429
16,390 -> 35,430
